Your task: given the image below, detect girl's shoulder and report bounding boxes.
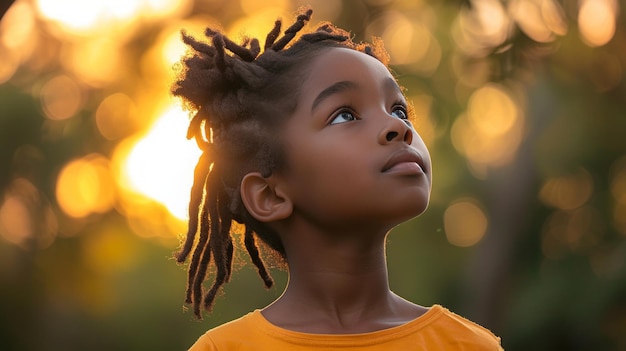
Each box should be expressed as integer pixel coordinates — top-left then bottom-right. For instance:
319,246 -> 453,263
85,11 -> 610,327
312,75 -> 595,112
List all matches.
188,306 -> 504,350
188,310 -> 264,351
426,305 -> 504,350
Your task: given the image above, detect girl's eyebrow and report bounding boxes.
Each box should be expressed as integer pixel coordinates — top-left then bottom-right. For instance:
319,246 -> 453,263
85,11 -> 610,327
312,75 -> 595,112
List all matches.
311,81 -> 357,112
310,77 -> 402,112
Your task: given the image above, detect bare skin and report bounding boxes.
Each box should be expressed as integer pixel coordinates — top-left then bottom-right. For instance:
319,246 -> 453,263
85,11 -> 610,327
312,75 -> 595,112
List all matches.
262,230 -> 429,334
244,47 -> 433,334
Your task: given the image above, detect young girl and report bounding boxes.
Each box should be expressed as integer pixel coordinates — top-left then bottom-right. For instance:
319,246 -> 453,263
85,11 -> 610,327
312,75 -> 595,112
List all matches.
172,8 -> 503,350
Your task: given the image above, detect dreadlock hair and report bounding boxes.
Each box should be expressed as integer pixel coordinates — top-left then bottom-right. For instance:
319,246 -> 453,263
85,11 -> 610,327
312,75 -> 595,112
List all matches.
171,7 -> 390,318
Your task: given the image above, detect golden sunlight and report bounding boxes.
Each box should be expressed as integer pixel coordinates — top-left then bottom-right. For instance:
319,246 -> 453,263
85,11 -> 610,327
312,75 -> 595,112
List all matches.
578,0 -> 618,47
56,154 -> 115,218
117,104 -> 202,220
228,8 -> 293,45
35,0 -> 189,34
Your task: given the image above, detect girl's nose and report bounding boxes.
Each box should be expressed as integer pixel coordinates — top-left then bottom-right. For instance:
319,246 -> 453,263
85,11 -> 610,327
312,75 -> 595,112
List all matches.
378,115 -> 413,145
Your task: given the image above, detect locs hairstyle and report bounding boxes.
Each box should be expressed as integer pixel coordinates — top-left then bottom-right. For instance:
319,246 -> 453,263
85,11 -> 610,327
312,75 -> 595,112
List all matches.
171,7 -> 390,318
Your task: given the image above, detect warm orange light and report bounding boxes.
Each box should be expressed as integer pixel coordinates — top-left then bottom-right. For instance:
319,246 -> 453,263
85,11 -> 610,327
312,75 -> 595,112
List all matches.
453,0 -> 511,56
40,75 -> 83,120
117,104 -> 202,220
467,84 -> 517,137
365,10 -> 441,75
95,93 -> 137,141
509,0 -> 567,43
444,199 -> 488,247
63,38 -> 122,87
0,178 -> 58,249
450,83 -> 524,176
578,0 -> 617,47
35,0 -> 192,36
1,0 -> 36,49
539,168 -> 594,211
228,9 -> 293,46
240,0 -> 290,16
0,193 -> 32,246
56,154 -> 116,218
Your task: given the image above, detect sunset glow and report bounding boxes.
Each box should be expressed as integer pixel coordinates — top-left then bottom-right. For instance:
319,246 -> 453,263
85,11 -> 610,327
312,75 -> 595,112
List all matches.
117,104 -> 202,220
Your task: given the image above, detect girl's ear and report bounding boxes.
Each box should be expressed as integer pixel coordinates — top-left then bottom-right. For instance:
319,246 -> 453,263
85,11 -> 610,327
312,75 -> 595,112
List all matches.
240,172 -> 293,223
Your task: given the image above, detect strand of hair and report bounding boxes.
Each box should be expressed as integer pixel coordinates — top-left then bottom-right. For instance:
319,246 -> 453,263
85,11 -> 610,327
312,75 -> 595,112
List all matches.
217,192 -> 234,283
191,171 -> 220,316
244,226 -> 274,288
201,182 -> 227,312
208,29 -> 258,62
211,34 -> 226,69
192,233 -> 213,317
186,171 -> 215,304
271,8 -> 312,51
181,30 -> 215,57
264,20 -> 282,49
175,152 -> 211,263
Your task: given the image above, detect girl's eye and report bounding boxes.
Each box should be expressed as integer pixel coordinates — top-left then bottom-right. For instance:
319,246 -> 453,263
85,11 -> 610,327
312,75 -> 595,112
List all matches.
330,110 -> 357,125
391,105 -> 408,120
391,104 -> 413,127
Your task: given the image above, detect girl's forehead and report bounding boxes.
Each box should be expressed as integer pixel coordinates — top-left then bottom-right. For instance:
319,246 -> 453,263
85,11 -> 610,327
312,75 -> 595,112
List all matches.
308,47 -> 391,78
296,47 -> 399,103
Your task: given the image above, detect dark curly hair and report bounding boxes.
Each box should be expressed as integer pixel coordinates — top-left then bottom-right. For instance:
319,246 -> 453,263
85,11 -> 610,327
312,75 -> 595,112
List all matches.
171,7 -> 390,318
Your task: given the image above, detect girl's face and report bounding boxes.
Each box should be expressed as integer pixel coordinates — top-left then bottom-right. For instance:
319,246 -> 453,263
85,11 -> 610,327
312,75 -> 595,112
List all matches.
277,47 -> 432,232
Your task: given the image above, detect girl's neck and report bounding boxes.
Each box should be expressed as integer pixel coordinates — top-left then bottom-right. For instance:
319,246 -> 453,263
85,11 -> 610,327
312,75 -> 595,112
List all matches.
261,225 -> 426,334
284,238 -> 391,309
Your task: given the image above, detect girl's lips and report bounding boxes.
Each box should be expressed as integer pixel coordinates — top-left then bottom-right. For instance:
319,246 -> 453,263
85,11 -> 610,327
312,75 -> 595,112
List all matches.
383,161 -> 424,175
382,148 -> 426,174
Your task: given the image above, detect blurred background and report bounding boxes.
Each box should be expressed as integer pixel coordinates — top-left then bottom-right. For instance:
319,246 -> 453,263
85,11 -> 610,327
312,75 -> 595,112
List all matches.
1,0 -> 625,349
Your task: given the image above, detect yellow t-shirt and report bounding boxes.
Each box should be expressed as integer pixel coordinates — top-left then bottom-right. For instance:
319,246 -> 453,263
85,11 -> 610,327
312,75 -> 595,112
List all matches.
188,305 -> 503,350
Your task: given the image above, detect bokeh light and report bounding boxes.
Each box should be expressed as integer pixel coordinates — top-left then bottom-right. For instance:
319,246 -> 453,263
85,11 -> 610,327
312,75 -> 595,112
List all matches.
0,183 -> 33,246
62,38 -> 124,87
56,154 -> 116,218
95,93 -> 138,141
539,168 -> 594,211
509,0 -> 567,43
0,1 -> 38,83
444,198 -> 488,247
115,103 -> 202,220
365,9 -> 441,74
0,178 -> 57,250
1,0 -> 35,47
452,0 -> 511,57
450,83 -> 524,176
35,0 -> 192,37
40,75 -> 83,120
578,0 -> 618,47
